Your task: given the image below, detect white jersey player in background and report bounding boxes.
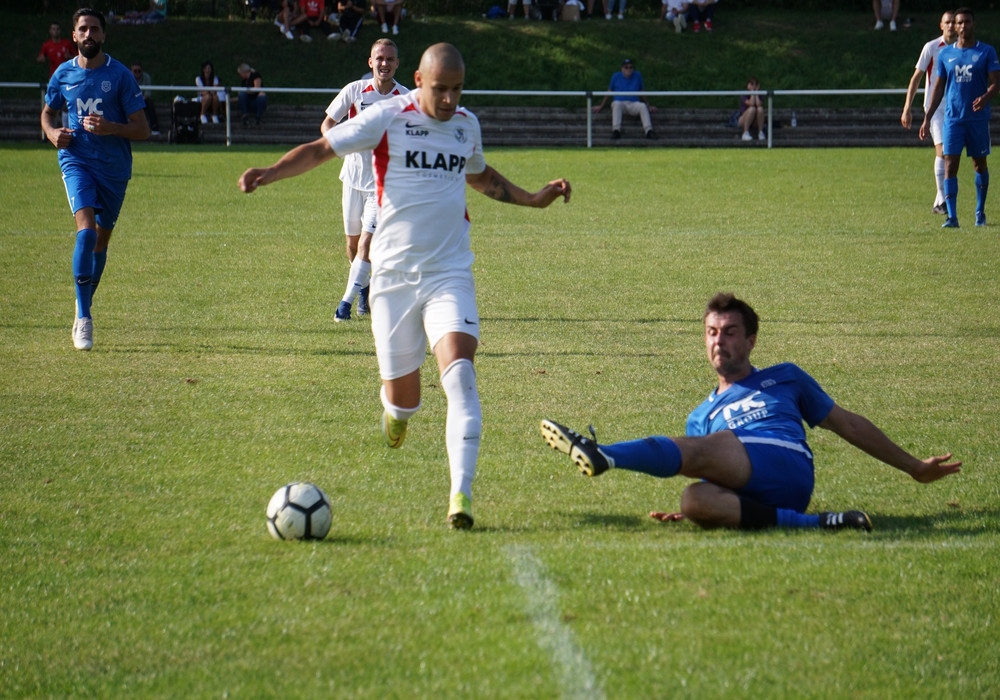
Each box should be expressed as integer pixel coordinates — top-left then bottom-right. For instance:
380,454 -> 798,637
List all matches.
239,43 -> 572,529
901,11 -> 957,214
322,39 -> 408,322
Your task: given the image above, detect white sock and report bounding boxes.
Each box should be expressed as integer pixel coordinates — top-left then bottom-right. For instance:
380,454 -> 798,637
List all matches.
342,258 -> 371,304
380,385 -> 421,421
934,156 -> 946,206
440,359 -> 481,500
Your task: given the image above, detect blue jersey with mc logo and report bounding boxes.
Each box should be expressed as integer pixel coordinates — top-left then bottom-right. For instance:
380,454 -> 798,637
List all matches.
685,363 -> 835,449
46,54 -> 145,181
935,41 -> 1000,124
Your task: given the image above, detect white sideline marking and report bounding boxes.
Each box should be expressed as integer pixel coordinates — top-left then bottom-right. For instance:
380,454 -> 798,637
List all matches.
506,545 -> 605,700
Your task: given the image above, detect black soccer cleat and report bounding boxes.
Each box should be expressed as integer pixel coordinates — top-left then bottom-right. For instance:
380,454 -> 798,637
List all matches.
819,510 -> 873,532
540,419 -> 614,477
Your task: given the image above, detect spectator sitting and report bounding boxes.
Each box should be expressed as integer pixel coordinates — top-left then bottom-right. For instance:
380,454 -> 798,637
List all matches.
592,58 -> 657,140
295,0 -> 338,41
873,0 -> 900,31
691,0 -> 715,32
507,0 -> 531,19
738,77 -> 766,141
237,63 -> 267,126
131,61 -> 160,135
196,60 -> 222,125
275,0 -> 306,38
374,0 -> 403,33
335,0 -> 364,41
661,0 -> 691,32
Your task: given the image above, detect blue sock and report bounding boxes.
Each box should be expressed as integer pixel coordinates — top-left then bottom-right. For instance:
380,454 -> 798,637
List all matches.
92,249 -> 108,297
944,177 -> 959,220
73,228 -> 97,318
975,170 -> 989,215
776,509 -> 820,529
602,436 -> 682,478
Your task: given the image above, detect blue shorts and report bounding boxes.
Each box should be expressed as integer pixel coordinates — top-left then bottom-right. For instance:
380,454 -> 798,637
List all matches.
733,429 -> 814,513
942,120 -> 992,159
61,161 -> 129,230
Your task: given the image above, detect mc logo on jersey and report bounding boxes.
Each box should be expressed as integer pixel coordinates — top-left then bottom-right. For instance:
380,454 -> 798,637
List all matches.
76,97 -> 104,116
405,150 -> 467,173
956,64 -> 973,83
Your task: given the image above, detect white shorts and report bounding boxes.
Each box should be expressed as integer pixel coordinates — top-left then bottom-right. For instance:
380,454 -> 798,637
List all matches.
341,186 -> 378,237
370,269 -> 479,380
929,108 -> 944,146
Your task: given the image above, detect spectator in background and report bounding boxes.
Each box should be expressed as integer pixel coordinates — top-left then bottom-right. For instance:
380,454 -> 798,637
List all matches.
295,0 -> 338,41
196,60 -> 222,125
692,0 -> 715,32
275,0 -> 306,39
507,0 -> 531,20
37,22 -> 77,78
606,0 -> 625,19
738,77 -> 766,142
661,0 -> 691,33
237,63 -> 267,126
585,0 -> 605,19
592,58 -> 656,140
873,0 -> 899,31
131,62 -> 160,135
374,0 -> 403,33
335,0 -> 364,41
38,22 -> 77,128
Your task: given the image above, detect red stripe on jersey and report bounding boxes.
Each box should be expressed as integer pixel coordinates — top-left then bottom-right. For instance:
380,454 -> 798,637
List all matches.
373,131 -> 390,207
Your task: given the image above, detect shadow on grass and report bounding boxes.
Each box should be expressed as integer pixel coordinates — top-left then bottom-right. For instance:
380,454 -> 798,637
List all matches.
872,505 -> 1000,537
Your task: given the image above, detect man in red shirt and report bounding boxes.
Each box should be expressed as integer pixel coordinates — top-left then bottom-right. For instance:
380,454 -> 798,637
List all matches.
295,0 -> 338,41
37,22 -> 77,77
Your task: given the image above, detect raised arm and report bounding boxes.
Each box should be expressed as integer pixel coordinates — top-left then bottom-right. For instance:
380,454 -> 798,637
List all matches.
818,404 -> 961,483
465,165 -> 571,207
239,136 -> 338,193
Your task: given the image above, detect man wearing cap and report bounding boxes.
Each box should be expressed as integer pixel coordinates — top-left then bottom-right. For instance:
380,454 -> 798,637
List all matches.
592,58 -> 656,139
237,63 -> 267,126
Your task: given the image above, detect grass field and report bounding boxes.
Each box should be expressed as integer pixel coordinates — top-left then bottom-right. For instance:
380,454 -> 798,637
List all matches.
2,142 -> 999,698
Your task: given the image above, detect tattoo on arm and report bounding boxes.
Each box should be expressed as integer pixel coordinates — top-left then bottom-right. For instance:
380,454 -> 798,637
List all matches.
483,173 -> 514,203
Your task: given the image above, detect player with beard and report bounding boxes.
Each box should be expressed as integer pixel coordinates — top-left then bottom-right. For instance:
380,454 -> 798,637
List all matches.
41,8 -> 149,351
239,43 -> 571,529
321,39 -> 408,322
541,293 -> 961,532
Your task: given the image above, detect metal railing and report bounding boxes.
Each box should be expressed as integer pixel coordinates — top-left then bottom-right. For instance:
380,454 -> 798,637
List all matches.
6,81 -> 912,148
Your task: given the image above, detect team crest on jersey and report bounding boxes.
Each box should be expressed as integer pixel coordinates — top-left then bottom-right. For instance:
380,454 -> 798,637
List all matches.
102,81 -> 112,93
454,128 -> 467,144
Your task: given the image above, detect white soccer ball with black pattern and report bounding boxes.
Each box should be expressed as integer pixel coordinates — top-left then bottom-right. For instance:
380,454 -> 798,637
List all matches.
266,482 -> 332,541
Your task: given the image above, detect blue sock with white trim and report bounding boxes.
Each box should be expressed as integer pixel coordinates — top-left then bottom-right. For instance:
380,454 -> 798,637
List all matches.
602,436 -> 682,478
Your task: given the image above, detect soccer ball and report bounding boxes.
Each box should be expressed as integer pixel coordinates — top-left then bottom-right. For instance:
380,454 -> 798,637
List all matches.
266,482 -> 333,541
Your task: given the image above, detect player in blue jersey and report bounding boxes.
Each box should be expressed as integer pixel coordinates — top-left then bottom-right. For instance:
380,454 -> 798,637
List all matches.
920,7 -> 1000,229
41,8 -> 150,351
541,293 -> 961,532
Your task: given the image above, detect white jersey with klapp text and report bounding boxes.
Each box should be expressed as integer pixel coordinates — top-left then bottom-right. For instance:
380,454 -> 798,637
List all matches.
323,89 -> 488,275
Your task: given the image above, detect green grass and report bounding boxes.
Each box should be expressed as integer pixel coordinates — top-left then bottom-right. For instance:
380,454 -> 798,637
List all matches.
2,143 -> 999,697
8,7 -> 1000,108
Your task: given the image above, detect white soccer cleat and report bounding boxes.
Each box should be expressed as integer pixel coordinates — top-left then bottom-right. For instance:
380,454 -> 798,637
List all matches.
73,316 -> 93,351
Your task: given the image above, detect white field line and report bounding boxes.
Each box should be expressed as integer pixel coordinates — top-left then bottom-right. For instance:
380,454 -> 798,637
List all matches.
506,545 -> 605,700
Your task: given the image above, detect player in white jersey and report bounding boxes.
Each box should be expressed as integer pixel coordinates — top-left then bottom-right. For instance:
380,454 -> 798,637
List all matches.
321,39 -> 408,322
902,11 -> 957,214
239,43 -> 572,529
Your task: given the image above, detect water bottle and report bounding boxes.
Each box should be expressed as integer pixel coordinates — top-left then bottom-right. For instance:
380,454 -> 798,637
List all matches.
791,110 -> 798,128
